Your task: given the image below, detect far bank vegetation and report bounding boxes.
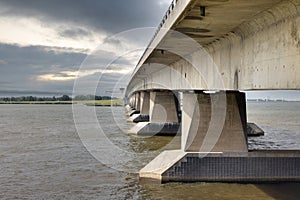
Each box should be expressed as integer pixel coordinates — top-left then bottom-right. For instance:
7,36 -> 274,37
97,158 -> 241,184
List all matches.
0,95 -> 123,106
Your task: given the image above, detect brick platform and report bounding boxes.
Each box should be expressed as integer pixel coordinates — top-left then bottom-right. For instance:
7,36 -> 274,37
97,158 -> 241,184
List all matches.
162,151 -> 300,183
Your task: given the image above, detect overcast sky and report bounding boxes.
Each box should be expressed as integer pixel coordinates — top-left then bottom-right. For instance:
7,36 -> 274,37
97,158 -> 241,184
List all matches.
0,0 -> 299,100
0,0 -> 173,97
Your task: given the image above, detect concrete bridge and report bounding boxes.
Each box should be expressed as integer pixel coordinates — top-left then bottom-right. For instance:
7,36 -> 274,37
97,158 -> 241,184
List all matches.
125,0 -> 300,183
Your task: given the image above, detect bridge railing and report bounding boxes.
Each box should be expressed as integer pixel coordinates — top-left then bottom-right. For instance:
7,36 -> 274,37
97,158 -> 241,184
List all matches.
132,0 -> 180,75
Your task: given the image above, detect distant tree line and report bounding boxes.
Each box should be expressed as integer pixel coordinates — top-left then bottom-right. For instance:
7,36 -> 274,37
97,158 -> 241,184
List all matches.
73,95 -> 112,101
0,95 -> 113,102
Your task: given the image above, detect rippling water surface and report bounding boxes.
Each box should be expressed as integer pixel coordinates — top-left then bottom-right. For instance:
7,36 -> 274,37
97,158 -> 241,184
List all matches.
0,102 -> 299,199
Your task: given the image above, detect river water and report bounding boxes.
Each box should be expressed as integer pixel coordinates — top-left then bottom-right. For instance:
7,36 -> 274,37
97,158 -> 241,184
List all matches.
0,102 -> 299,199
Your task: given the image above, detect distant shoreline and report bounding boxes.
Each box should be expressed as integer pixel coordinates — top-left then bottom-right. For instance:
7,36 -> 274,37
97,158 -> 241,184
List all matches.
247,99 -> 300,102
0,99 -> 124,106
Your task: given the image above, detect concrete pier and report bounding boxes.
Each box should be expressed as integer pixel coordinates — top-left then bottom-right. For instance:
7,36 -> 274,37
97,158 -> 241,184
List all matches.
126,92 -> 140,117
128,91 -> 150,122
139,91 -> 300,183
125,0 -> 300,183
129,90 -> 180,136
182,91 -> 248,153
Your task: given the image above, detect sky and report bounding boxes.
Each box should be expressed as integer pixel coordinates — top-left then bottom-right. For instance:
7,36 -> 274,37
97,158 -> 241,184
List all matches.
0,0 -> 299,100
0,0 -> 173,97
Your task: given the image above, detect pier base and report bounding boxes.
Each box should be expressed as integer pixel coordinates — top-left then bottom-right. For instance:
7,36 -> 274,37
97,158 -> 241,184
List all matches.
127,109 -> 140,117
129,122 -> 180,136
128,114 -> 150,123
140,150 -> 300,183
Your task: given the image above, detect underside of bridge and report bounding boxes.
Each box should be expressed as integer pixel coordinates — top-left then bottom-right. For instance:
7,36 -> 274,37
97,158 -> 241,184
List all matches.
126,0 -> 300,183
127,0 -> 300,93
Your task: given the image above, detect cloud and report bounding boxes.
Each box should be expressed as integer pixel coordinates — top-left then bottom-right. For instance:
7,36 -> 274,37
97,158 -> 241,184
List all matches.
37,71 -> 79,81
0,44 -> 87,91
0,0 -> 173,96
0,0 -> 171,33
0,42 -> 136,95
0,16 -> 105,52
0,0 -> 171,52
37,69 -> 129,82
58,27 -> 93,39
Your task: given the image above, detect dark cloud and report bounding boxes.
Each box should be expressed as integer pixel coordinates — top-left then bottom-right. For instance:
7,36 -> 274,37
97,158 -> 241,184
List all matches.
0,0 -> 169,33
58,27 -> 92,39
0,43 -> 87,92
0,44 -> 87,72
103,37 -> 122,46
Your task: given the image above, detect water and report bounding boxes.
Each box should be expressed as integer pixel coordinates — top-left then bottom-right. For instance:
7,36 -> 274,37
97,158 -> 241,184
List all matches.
0,102 -> 299,199
247,101 -> 300,150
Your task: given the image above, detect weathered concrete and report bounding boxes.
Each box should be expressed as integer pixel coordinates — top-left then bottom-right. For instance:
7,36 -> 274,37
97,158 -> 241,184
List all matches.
140,150 -> 186,180
135,92 -> 141,112
140,150 -> 300,183
129,122 -> 180,136
126,108 -> 139,117
140,91 -> 150,115
140,91 -> 250,181
139,91 -> 300,183
128,0 -> 300,183
128,95 -> 136,109
128,91 -> 150,122
133,115 -> 150,123
129,91 -> 180,135
128,113 -> 149,122
182,91 -> 248,153
149,91 -> 178,123
163,151 -> 300,183
127,0 -> 300,93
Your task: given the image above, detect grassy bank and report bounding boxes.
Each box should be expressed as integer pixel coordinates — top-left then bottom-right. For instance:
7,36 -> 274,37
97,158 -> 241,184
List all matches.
0,99 -> 124,106
83,99 -> 123,106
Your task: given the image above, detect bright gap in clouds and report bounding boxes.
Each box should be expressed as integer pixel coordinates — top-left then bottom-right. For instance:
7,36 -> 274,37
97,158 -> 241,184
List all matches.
0,16 -> 105,52
37,68 -> 133,82
36,49 -> 142,82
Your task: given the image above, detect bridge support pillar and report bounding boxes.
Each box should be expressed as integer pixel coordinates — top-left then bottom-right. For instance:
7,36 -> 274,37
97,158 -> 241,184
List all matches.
182,91 -> 248,153
129,90 -> 179,135
125,95 -> 135,113
127,92 -> 141,116
139,91 -> 300,183
128,91 -> 150,122
135,92 -> 141,111
128,96 -> 133,108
